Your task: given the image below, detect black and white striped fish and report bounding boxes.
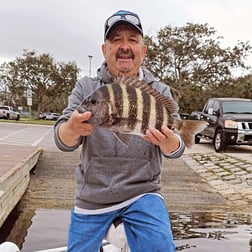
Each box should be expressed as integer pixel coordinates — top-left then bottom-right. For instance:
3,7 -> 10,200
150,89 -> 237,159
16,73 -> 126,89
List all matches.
77,78 -> 207,147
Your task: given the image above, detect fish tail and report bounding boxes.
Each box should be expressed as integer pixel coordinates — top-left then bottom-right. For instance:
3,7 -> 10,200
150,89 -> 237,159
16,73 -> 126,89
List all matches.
174,119 -> 208,148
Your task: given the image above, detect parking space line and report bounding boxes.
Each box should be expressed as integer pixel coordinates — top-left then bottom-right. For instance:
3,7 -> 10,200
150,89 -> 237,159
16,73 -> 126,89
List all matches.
0,128 -> 27,141
31,130 -> 52,146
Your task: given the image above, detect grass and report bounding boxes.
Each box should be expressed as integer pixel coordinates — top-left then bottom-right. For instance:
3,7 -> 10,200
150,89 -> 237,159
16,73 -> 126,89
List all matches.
0,117 -> 56,126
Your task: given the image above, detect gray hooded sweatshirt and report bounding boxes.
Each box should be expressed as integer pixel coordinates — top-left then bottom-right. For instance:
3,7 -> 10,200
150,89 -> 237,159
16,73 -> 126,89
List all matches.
54,62 -> 185,210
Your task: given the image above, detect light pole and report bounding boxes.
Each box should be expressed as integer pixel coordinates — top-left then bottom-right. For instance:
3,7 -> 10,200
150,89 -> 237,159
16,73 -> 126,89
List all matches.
88,55 -> 93,77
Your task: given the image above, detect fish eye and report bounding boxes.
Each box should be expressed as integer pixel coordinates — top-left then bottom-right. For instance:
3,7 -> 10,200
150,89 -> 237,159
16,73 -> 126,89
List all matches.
88,97 -> 97,104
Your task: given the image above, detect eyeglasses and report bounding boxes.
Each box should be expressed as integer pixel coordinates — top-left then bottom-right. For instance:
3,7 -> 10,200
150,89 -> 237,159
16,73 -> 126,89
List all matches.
105,14 -> 141,28
104,12 -> 143,38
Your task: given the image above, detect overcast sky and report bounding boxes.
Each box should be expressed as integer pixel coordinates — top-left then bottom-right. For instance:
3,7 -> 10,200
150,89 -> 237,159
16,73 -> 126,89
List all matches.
1,0 -> 251,77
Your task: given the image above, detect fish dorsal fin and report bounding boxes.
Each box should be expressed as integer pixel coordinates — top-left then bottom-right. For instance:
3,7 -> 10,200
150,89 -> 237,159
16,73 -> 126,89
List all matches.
114,77 -> 178,114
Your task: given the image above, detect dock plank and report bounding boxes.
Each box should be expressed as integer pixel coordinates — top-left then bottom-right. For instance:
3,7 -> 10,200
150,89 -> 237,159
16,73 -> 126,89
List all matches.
0,145 -> 42,227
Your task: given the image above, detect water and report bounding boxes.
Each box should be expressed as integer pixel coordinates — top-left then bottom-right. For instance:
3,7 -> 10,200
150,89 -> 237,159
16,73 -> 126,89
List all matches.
171,212 -> 252,251
1,207 -> 251,252
21,209 -> 69,251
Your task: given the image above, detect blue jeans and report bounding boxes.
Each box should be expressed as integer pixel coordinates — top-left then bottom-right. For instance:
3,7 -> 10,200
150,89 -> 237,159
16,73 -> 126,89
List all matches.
67,194 -> 175,252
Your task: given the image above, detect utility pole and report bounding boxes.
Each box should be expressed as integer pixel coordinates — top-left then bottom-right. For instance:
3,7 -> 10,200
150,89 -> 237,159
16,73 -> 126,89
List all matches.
27,88 -> 32,118
88,55 -> 93,77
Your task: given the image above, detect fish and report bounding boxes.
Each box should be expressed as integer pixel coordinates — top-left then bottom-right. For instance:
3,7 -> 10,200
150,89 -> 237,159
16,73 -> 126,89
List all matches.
77,77 -> 208,147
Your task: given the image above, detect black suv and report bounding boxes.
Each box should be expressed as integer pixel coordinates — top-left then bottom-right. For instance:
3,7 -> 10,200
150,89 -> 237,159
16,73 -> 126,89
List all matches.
193,98 -> 252,152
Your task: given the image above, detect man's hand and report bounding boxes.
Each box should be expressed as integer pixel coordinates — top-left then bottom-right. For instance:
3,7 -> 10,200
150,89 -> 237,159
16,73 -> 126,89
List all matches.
142,125 -> 180,154
59,110 -> 95,147
66,110 -> 95,137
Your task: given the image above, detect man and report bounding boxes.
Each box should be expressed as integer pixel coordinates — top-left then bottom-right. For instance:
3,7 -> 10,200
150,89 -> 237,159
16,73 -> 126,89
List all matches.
54,10 -> 185,252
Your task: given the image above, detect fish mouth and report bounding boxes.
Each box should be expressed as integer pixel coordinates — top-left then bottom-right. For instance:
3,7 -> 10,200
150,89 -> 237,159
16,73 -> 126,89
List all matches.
77,104 -> 108,127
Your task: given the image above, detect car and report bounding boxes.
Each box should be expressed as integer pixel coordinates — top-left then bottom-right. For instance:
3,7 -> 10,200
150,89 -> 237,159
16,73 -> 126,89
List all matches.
39,112 -> 46,120
45,112 -> 60,121
190,111 -> 201,120
0,106 -> 20,120
19,111 -> 29,117
180,113 -> 190,120
192,97 -> 252,152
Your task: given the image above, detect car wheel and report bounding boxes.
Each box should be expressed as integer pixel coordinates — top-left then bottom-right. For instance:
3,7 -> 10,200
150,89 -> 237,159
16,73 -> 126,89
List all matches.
214,129 -> 227,152
16,115 -> 20,121
195,134 -> 201,144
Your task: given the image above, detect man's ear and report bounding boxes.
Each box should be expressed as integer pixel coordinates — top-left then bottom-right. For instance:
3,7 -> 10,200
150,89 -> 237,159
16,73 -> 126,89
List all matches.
142,44 -> 147,57
102,43 -> 106,58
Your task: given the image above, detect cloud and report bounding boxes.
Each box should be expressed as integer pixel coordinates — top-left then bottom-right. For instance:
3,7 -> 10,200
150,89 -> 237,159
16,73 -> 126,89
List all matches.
0,0 -> 251,76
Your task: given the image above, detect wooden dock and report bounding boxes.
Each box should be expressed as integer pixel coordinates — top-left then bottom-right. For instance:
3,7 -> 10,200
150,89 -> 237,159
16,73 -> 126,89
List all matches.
0,145 -> 42,227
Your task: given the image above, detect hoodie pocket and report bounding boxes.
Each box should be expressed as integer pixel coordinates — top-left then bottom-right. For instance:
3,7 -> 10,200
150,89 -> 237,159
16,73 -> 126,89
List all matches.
78,157 -> 158,204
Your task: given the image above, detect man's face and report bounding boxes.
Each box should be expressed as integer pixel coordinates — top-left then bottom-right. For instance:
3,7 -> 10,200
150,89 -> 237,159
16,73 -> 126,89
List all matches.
102,24 -> 147,78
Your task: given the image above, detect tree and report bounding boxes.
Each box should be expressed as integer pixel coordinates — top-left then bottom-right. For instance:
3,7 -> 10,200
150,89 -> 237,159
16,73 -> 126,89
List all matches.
143,23 -> 252,112
214,74 -> 252,98
0,50 -> 80,117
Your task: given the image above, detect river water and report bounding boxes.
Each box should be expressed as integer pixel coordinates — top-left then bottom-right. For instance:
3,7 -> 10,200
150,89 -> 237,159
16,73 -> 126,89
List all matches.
1,207 -> 251,252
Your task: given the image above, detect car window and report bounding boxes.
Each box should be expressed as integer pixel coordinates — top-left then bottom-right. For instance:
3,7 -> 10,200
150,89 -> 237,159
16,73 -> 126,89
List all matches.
204,100 -> 214,114
223,101 -> 252,114
212,101 -> 220,113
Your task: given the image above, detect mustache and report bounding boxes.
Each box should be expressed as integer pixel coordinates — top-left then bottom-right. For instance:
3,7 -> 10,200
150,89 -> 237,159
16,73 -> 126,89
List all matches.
116,48 -> 135,59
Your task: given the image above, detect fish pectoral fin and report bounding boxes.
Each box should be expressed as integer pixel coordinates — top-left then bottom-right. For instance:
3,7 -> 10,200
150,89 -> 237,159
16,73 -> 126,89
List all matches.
113,132 -> 131,147
106,115 -> 129,125
104,115 -> 119,125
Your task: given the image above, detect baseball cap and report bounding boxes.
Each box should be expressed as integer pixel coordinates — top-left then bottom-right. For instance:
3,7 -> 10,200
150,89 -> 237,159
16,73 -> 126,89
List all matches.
104,10 -> 143,41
